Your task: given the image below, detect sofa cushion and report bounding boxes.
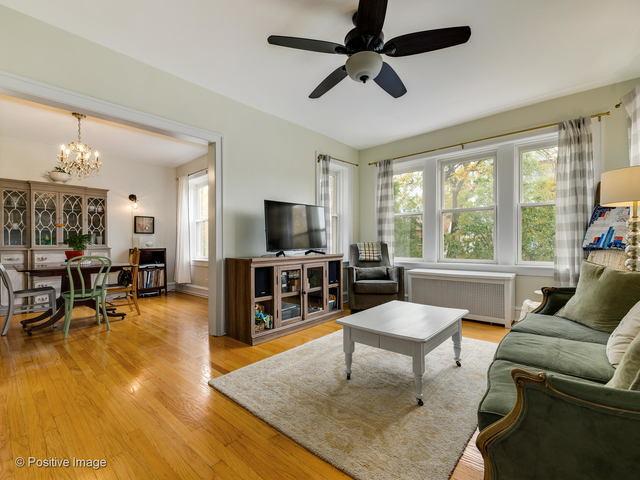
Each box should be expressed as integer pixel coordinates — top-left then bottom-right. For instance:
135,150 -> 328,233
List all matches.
495,332 -> 615,383
557,261 -> 640,333
512,313 -> 610,345
607,333 -> 640,391
353,280 -> 398,295
355,266 -> 389,281
607,301 -> 640,366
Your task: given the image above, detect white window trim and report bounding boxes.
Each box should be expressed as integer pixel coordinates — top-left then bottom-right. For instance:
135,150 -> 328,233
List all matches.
516,140 -> 558,266
316,158 -> 353,260
392,166 -> 425,261
188,172 -> 209,262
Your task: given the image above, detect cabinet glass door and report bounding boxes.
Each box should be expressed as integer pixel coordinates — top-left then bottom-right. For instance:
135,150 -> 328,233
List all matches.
61,194 -> 83,245
33,192 -> 58,246
278,266 -> 303,324
2,190 -> 28,246
87,197 -> 106,245
304,264 -> 326,318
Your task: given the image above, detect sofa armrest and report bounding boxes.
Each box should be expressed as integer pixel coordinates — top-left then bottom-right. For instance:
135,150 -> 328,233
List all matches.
477,369 -> 640,480
389,266 -> 405,300
531,286 -> 576,316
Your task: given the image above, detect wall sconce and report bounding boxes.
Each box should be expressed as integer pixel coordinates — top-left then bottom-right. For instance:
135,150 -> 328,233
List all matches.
128,194 -> 138,210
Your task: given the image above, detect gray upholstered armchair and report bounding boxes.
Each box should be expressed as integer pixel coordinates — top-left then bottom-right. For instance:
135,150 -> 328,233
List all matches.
347,243 -> 405,311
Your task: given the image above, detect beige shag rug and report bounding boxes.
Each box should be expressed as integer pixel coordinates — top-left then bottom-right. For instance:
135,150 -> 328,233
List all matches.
210,331 -> 496,480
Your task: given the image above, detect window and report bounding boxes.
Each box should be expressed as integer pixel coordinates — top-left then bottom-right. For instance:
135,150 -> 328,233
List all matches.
189,173 -> 208,260
393,171 -> 423,258
518,145 -> 557,263
318,161 -> 352,257
329,171 -> 339,254
441,156 -> 495,261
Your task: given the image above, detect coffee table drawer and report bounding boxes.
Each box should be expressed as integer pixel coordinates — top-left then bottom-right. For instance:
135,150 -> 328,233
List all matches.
380,335 -> 414,356
351,329 -> 379,348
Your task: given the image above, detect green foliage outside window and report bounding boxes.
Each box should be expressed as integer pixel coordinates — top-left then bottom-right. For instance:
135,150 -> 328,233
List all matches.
394,171 -> 423,258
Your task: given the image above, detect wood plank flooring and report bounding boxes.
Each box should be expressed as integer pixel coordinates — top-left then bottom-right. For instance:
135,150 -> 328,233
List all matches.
0,293 -> 506,479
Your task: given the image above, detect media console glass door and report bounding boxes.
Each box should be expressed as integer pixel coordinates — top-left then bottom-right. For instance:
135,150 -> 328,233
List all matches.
304,263 -> 326,320
277,265 -> 304,326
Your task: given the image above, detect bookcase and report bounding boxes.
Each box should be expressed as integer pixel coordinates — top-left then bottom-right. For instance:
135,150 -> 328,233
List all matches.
132,247 -> 167,297
225,254 -> 343,345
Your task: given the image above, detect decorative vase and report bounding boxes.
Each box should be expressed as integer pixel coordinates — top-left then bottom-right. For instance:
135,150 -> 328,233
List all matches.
65,250 -> 84,260
49,171 -> 71,183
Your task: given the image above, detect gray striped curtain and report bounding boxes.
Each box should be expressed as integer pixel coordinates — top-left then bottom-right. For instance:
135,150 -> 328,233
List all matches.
623,86 -> 640,166
554,117 -> 594,286
376,159 -> 394,259
318,154 -> 332,253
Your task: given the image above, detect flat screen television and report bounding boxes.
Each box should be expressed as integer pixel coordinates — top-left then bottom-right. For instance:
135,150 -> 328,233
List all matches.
264,200 -> 327,252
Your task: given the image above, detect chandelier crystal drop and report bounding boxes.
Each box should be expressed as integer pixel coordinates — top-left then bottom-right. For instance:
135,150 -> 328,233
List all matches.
56,112 -> 101,178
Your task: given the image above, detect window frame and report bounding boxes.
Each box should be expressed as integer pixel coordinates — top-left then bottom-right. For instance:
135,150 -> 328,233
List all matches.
516,140 -> 558,266
438,152 -> 498,264
392,166 -> 425,260
188,172 -> 209,262
317,159 -> 353,260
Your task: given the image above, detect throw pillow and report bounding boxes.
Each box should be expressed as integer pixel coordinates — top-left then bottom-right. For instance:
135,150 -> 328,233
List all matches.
606,333 -> 640,390
607,300 -> 640,366
356,267 -> 389,281
557,262 -> 640,333
357,242 -> 382,262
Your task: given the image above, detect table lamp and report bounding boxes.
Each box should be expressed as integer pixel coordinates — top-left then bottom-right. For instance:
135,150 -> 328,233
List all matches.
601,166 -> 640,271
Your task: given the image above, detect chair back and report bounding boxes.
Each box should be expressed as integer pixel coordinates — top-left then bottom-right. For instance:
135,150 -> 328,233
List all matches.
66,256 -> 112,296
349,242 -> 392,268
0,263 -> 14,309
128,248 -> 140,290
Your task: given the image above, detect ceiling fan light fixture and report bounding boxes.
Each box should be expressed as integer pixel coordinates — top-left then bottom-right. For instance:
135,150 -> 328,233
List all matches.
345,51 -> 383,83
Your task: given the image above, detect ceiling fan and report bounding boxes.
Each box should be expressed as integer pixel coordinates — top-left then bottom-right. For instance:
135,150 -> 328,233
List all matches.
267,0 -> 471,99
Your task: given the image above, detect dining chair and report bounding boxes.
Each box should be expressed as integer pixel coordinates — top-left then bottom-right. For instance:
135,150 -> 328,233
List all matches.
106,248 -> 141,315
62,256 -> 112,338
0,263 -> 57,336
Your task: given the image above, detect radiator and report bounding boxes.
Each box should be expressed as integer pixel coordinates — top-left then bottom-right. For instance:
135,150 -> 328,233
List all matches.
407,269 -> 515,327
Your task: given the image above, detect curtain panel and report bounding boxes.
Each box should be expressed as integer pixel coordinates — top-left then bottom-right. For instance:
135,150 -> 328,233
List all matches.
623,86 -> 640,166
175,175 -> 192,284
317,154 -> 332,253
376,159 -> 394,259
554,117 -> 595,286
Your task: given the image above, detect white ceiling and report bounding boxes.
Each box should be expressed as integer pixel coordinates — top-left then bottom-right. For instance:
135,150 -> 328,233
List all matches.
2,0 -> 640,149
0,95 -> 208,167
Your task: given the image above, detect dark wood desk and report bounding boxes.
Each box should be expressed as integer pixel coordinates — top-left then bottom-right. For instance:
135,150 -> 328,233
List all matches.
15,262 -> 132,334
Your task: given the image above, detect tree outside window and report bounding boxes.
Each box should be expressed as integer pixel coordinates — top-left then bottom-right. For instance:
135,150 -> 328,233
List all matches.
393,171 -> 423,258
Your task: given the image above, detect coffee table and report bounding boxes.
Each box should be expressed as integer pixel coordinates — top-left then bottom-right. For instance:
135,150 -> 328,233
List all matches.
337,300 -> 469,406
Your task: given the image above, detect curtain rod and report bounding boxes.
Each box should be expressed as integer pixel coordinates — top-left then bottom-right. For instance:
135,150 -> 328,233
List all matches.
368,104 -> 621,166
317,154 -> 359,167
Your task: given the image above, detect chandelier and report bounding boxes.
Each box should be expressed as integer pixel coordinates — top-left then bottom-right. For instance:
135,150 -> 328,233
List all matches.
56,112 -> 101,178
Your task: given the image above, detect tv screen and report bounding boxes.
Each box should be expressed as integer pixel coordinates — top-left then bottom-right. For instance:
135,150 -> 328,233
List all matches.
265,200 -> 327,252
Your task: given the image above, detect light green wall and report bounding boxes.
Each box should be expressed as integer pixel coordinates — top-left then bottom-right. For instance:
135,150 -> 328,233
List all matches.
358,78 -> 638,241
0,6 -> 359,258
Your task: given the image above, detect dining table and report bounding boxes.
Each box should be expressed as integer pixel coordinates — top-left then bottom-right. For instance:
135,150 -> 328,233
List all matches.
15,262 -> 132,334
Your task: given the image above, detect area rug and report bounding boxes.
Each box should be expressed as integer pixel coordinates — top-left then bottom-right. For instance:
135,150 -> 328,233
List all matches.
210,331 -> 497,480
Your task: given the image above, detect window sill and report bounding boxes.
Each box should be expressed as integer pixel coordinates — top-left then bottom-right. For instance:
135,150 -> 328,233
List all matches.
394,259 -> 554,277
191,259 -> 208,267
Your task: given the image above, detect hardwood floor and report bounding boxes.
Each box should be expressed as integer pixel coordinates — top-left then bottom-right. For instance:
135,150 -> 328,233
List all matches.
0,293 -> 506,479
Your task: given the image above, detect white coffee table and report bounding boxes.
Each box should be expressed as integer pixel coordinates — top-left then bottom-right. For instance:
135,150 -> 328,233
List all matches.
337,300 -> 469,406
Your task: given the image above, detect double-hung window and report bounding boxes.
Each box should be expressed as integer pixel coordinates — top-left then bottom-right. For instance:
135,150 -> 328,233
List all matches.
440,155 -> 496,261
318,160 -> 353,257
188,173 -> 208,260
393,170 -> 424,258
518,144 -> 557,263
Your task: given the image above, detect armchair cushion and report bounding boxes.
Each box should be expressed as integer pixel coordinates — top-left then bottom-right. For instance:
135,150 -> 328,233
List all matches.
557,261 -> 640,333
355,266 -> 390,281
356,242 -> 382,262
512,313 -> 610,345
353,280 -> 399,295
495,332 -> 614,383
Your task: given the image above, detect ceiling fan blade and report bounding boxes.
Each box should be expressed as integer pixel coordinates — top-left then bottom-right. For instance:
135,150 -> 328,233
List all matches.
374,62 -> 407,98
355,0 -> 388,35
268,35 -> 346,54
309,66 -> 348,99
383,26 -> 471,57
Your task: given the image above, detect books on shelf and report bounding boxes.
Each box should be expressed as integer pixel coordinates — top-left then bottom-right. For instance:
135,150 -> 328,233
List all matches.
138,269 -> 164,289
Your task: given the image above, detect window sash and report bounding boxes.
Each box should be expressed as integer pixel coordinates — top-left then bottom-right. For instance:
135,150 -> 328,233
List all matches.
189,174 -> 209,260
393,170 -> 424,259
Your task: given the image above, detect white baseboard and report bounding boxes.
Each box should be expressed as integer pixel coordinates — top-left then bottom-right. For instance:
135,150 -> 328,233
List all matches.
176,283 -> 208,298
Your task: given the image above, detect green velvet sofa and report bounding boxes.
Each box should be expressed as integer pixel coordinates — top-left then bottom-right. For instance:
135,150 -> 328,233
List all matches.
476,287 -> 640,480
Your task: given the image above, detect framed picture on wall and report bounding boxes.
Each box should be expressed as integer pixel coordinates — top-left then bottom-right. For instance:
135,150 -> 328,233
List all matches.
134,215 -> 155,234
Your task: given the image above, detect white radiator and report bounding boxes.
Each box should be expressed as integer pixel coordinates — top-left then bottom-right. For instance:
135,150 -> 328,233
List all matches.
408,269 -> 515,327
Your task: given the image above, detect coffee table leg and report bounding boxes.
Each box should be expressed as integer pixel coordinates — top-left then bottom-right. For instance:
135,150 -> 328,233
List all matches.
413,344 -> 426,406
452,318 -> 462,367
343,326 -> 354,380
